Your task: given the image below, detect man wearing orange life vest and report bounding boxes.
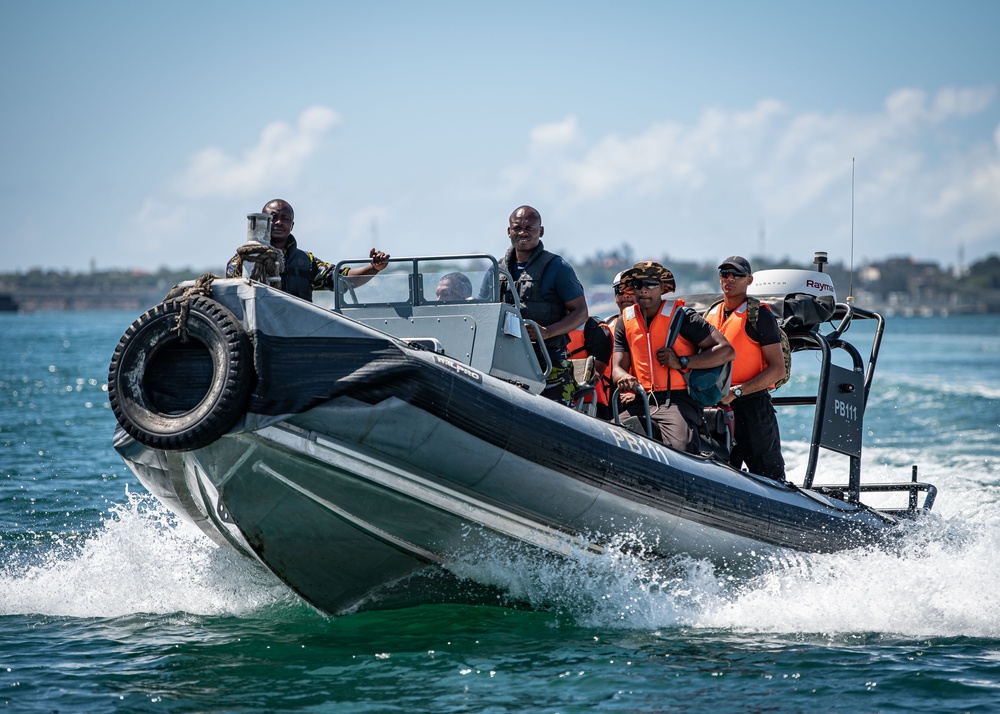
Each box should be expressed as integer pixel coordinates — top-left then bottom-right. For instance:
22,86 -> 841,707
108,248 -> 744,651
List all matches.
606,270 -> 637,408
705,256 -> 787,481
566,317 -> 613,417
606,270 -> 635,332
566,271 -> 636,418
611,261 -> 734,453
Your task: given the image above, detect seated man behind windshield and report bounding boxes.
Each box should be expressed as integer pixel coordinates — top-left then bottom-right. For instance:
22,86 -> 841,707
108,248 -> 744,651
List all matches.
436,272 -> 473,301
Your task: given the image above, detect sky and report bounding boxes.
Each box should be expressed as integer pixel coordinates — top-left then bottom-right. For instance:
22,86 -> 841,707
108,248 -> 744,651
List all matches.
3,0 -> 999,274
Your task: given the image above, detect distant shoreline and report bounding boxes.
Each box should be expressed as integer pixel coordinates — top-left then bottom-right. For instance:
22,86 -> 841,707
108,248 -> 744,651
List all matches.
3,252 -> 999,314
1,287 -> 995,318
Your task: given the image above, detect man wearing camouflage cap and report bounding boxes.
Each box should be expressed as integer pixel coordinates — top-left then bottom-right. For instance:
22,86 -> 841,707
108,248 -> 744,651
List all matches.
611,261 -> 734,453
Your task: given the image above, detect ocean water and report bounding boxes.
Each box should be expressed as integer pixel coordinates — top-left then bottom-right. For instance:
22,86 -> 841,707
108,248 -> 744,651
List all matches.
1,309 -> 999,713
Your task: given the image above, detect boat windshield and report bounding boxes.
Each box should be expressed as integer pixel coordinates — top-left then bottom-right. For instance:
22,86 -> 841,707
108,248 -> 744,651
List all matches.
332,254 -> 503,308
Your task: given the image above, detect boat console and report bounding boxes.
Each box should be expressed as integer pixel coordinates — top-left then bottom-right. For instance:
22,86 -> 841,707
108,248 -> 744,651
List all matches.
331,254 -> 552,393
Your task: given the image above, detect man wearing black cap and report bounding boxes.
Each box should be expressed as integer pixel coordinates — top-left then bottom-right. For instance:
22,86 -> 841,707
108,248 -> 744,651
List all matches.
611,261 -> 734,453
704,255 -> 787,480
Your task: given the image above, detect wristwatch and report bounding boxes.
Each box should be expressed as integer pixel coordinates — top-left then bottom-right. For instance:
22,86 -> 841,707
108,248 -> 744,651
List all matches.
679,356 -> 689,370
732,386 -> 744,398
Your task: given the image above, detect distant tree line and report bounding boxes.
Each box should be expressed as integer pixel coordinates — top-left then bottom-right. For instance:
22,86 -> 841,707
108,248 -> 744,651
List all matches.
0,266 -> 209,292
2,251 -> 999,312
571,247 -> 1000,312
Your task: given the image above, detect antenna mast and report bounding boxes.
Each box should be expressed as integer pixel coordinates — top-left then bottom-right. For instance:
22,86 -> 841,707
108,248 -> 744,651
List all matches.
848,158 -> 855,304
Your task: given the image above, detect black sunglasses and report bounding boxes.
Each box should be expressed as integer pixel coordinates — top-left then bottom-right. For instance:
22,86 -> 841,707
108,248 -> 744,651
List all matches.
629,278 -> 661,290
719,270 -> 748,279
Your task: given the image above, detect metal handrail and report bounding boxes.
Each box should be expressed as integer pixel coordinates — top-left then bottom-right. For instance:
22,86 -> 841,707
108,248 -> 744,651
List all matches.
611,383 -> 653,439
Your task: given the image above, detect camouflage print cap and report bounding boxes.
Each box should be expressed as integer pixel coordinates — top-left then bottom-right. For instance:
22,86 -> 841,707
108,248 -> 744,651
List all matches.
622,260 -> 676,293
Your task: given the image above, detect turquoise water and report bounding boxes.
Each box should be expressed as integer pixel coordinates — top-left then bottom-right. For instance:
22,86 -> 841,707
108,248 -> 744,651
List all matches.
2,310 -> 999,713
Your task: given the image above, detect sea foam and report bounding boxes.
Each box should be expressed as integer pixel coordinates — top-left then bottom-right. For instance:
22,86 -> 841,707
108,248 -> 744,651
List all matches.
0,488 -> 293,619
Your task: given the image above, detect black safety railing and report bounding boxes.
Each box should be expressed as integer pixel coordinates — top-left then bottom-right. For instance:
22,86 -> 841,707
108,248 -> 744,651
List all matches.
773,303 -> 936,515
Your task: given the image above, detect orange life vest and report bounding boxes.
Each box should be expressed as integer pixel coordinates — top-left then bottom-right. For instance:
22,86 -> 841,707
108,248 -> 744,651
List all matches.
705,300 -> 771,387
622,299 -> 695,393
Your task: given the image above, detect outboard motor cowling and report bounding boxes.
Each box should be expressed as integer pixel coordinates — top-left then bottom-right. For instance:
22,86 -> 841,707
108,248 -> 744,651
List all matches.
748,252 -> 837,330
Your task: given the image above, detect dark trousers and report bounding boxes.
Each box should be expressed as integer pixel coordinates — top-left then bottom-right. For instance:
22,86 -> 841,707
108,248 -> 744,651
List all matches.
624,391 -> 702,454
729,392 -> 785,481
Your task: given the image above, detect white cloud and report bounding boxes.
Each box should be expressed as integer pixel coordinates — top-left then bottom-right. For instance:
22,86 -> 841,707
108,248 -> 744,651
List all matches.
884,88 -> 928,128
498,86 -> 1000,264
505,101 -> 790,202
920,121 -> 1000,244
529,115 -> 584,152
173,106 -> 340,199
118,91 -> 999,273
124,107 -> 341,268
883,86 -> 996,127
931,86 -> 996,122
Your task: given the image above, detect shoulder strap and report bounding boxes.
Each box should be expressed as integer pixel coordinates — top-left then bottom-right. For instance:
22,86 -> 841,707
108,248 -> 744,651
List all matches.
665,302 -> 687,348
746,296 -> 791,389
745,295 -> 761,328
509,249 -> 557,300
522,248 -> 557,278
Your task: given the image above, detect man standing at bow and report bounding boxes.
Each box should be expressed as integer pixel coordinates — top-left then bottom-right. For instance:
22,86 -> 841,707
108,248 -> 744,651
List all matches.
227,199 -> 390,301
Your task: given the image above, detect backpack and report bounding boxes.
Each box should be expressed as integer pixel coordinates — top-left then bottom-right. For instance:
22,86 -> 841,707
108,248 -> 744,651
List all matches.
741,297 -> 791,390
567,316 -> 613,366
666,307 -> 733,408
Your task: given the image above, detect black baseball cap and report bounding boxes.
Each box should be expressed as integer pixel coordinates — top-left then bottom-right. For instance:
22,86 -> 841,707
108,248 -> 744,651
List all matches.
718,256 -> 752,274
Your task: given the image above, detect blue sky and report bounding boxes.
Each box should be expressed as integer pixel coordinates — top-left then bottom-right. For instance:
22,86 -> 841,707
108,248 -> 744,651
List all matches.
4,0 -> 999,274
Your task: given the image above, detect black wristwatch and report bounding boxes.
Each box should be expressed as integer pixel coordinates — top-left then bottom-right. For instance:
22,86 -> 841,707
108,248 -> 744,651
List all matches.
733,386 -> 744,398
679,356 -> 689,370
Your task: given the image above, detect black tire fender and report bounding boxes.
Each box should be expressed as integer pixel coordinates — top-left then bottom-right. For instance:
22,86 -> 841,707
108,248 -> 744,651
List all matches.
108,296 -> 254,451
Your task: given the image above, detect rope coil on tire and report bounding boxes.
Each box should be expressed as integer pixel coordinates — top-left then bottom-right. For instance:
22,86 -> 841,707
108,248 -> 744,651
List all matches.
175,273 -> 217,343
108,292 -> 254,451
236,243 -> 284,286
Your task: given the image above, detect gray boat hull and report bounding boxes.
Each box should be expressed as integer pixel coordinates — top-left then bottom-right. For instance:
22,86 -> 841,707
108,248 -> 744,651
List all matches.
112,279 -> 897,614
